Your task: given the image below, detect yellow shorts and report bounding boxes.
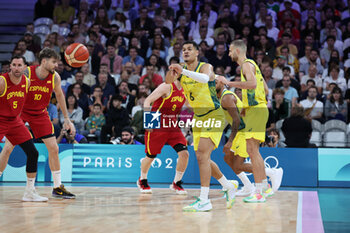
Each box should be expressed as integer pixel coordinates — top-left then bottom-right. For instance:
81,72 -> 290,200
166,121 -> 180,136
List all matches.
243,103 -> 268,143
192,108 -> 225,151
230,130 -> 249,158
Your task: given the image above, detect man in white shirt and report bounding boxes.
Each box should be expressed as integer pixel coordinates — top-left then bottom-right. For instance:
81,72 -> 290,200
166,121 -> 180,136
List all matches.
323,66 -> 347,93
266,15 -> 279,42
273,55 -> 295,80
301,64 -> 322,93
17,39 -> 35,64
300,86 -> 324,121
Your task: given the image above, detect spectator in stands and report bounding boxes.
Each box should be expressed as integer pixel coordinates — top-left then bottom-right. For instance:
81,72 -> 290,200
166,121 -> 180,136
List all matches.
147,34 -> 169,60
116,61 -> 140,86
93,72 -> 115,104
142,54 -> 167,77
34,0 -> 54,19
299,79 -> 324,101
300,86 -> 324,122
275,67 -> 301,92
139,65 -> 163,89
276,33 -> 298,57
281,104 -> 314,148
16,39 -> 35,64
320,35 -> 338,67
60,94 -> 84,133
57,128 -> 88,144
25,23 -> 41,47
300,49 -> 324,75
53,0 -> 75,24
117,80 -> 136,114
100,95 -> 130,143
132,7 -> 155,35
213,18 -> 235,43
155,0 -> 175,21
73,10 -> 93,33
279,46 -> 299,74
301,64 -> 322,94
82,103 -> 105,143
265,129 -> 286,148
280,75 -> 298,106
47,32 -> 60,54
299,34 -> 319,58
166,42 -> 183,65
301,16 -> 320,42
273,55 -> 295,80
23,31 -> 41,56
122,47 -> 144,75
81,63 -> 96,87
70,23 -> 85,44
0,61 -> 10,74
86,40 -> 101,75
88,85 -> 107,113
87,24 -> 107,48
68,82 -> 89,119
100,43 -> 123,75
68,71 -> 91,95
325,86 -> 348,122
320,18 -> 342,44
207,42 -> 232,75
272,88 -> 290,121
266,15 -> 279,42
94,7 -> 110,33
262,66 -> 277,89
195,26 -> 215,48
323,65 -> 347,93
117,127 -> 142,145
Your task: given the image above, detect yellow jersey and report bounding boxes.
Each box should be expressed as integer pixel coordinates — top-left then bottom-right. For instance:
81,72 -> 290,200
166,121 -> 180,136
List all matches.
180,62 -> 220,117
240,59 -> 267,108
220,89 -> 245,130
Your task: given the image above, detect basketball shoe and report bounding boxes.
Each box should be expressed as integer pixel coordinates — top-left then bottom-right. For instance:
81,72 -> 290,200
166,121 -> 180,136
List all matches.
52,185 -> 76,199
263,184 -> 274,198
243,193 -> 266,203
170,180 -> 187,195
183,197 -> 212,212
223,180 -> 238,209
236,184 -> 255,197
137,178 -> 152,194
270,168 -> 283,192
23,188 -> 48,202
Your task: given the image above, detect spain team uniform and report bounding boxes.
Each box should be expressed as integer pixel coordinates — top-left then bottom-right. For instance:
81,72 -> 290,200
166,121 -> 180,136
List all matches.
180,62 -> 225,151
22,65 -> 55,139
220,89 -> 248,158
145,82 -> 187,155
0,72 -> 32,145
241,59 -> 268,142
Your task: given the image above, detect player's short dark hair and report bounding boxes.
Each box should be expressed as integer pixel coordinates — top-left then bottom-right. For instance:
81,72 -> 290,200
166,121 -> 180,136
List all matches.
183,41 -> 199,50
10,55 -> 26,64
38,48 -> 60,64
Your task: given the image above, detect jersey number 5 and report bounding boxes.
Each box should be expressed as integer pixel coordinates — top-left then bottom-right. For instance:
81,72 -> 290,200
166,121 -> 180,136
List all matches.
13,101 -> 17,109
34,94 -> 42,100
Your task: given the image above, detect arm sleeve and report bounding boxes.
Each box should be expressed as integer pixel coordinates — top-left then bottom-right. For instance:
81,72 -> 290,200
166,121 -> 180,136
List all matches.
182,69 -> 209,83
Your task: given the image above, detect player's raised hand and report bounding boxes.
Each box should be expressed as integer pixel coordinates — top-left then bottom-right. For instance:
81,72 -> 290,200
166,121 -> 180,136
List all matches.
165,69 -> 179,84
169,64 -> 183,74
63,118 -> 76,136
215,75 -> 229,85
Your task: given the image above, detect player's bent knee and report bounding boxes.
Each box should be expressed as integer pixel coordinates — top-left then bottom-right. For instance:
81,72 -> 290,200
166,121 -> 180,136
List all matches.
173,144 -> 187,153
146,153 -> 157,159
19,139 -> 39,173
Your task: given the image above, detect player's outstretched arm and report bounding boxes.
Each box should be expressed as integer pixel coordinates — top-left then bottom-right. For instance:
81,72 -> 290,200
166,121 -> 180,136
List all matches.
221,94 -> 240,154
224,63 -> 257,89
53,72 -> 76,135
169,64 -> 211,83
144,83 -> 172,111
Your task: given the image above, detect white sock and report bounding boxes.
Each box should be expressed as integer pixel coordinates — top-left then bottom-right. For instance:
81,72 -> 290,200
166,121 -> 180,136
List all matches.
265,167 -> 275,177
262,179 -> 269,190
26,177 -> 35,190
174,171 -> 184,183
237,172 -> 252,188
218,175 -> 234,190
0,171 -> 2,177
199,186 -> 209,201
52,170 -> 61,188
141,172 -> 147,180
255,183 -> 263,193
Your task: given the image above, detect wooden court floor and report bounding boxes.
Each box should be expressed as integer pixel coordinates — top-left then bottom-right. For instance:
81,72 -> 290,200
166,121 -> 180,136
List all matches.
0,187 -> 302,233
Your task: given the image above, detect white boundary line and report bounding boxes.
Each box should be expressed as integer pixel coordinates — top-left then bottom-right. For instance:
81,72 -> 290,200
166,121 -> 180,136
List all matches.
296,191 -> 303,233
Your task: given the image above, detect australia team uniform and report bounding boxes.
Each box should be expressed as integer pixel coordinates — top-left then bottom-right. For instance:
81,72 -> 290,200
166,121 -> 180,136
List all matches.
220,90 -> 248,158
180,62 -> 225,151
241,59 -> 268,142
0,72 -> 32,145
22,65 -> 55,139
145,82 -> 187,155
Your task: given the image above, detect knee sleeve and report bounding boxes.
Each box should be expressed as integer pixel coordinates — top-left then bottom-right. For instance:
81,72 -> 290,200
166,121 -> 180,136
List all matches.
146,153 -> 157,159
173,143 -> 187,153
19,139 -> 39,173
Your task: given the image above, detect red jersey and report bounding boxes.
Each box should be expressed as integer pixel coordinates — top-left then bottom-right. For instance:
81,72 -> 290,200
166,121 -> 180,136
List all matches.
23,65 -> 54,115
151,82 -> 185,127
0,72 -> 28,119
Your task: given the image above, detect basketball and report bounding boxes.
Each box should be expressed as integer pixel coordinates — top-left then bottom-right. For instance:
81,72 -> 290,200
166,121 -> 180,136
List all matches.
64,43 -> 89,68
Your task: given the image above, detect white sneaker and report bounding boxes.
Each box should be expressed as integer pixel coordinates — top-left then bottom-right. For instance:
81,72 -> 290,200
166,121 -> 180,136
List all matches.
22,188 -> 48,202
183,198 -> 212,212
224,180 -> 238,209
236,185 -> 255,197
270,168 -> 283,192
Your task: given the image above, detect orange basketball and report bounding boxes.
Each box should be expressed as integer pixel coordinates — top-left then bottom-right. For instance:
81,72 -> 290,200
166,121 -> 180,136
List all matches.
64,43 -> 89,68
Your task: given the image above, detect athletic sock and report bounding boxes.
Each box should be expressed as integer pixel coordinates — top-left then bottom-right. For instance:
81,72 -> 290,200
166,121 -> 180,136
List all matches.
52,170 -> 62,188
141,172 -> 147,180
237,172 -> 252,187
262,179 -> 269,191
255,183 -> 263,194
26,177 -> 35,190
265,167 -> 275,177
218,175 -> 234,190
174,170 -> 184,183
199,186 -> 209,201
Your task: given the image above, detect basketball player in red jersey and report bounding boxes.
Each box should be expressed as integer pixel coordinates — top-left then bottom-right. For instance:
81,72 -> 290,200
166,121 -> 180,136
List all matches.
0,48 -> 76,199
137,71 -> 189,194
0,55 -> 48,201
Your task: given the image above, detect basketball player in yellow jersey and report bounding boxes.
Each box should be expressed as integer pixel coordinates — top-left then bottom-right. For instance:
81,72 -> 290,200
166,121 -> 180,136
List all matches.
167,41 -> 237,211
219,40 -> 283,203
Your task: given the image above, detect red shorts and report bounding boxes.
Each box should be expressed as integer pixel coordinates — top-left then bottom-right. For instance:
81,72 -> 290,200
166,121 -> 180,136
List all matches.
0,116 -> 33,145
21,110 -> 54,139
145,128 -> 187,155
